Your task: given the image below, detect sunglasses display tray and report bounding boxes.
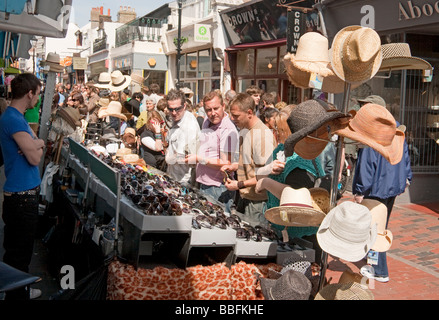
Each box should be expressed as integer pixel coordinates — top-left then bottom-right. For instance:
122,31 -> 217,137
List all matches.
234,238 -> 278,258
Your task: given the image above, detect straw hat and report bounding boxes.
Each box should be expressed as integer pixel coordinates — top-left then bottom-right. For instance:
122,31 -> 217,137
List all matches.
98,101 -> 127,121
94,72 -> 112,89
115,148 -> 132,158
314,282 -> 374,300
260,270 -> 312,300
338,269 -> 369,288
309,187 -> 330,214
109,70 -> 131,92
360,199 -> 393,252
41,52 -> 64,73
56,106 -> 81,130
317,201 -> 377,262
330,26 -> 382,83
264,187 -> 327,227
130,73 -> 145,86
290,32 -> 334,77
123,154 -> 139,164
180,87 -> 194,98
283,99 -> 350,158
379,43 -> 432,72
332,103 -> 405,165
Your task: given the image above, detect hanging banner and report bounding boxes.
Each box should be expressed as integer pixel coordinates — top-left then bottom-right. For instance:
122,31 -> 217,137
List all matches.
286,8 -> 321,53
0,0 -> 72,38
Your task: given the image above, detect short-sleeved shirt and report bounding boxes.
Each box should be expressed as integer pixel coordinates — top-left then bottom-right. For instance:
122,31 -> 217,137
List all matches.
24,96 -> 41,123
140,129 -> 164,167
0,106 -> 41,192
196,115 -> 239,187
238,118 -> 276,201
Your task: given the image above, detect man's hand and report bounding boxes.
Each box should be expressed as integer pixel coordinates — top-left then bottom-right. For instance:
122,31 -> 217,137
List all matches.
270,160 -> 285,175
225,178 -> 239,191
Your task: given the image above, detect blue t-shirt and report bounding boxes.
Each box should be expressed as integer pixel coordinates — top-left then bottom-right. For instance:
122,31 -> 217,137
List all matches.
0,106 -> 41,192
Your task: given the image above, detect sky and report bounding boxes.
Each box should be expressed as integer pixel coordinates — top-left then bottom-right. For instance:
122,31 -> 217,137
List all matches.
71,0 -> 171,27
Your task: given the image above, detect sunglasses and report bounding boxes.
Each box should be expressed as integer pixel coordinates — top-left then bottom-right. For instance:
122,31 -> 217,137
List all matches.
72,99 -> 79,102
168,105 -> 184,113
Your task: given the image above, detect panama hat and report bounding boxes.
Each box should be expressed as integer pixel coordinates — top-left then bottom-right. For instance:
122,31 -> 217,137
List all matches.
360,199 -> 393,252
94,72 -> 112,89
264,187 -> 327,227
379,43 -> 432,72
283,99 -> 350,158
109,70 -> 131,92
332,103 -> 405,165
330,26 -> 382,83
41,52 -> 64,73
314,282 -> 374,300
260,270 -> 312,300
289,32 -> 334,77
317,201 -> 377,262
98,101 -> 127,121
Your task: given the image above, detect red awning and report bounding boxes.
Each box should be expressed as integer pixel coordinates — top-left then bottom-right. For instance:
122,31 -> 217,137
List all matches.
225,38 -> 286,51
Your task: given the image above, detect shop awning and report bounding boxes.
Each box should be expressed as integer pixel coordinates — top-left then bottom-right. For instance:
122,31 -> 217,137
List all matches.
0,0 -> 72,38
225,38 -> 286,52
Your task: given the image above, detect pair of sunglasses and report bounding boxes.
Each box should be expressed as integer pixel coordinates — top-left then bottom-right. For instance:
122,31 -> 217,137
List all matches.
168,105 -> 184,113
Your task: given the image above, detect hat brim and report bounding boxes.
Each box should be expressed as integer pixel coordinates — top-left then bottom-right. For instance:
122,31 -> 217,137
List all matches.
379,56 -> 432,72
333,118 -> 405,165
108,113 -> 127,122
290,55 -> 334,77
294,125 -> 330,160
284,111 -> 350,158
316,207 -> 377,262
265,205 -> 326,227
42,62 -> 64,73
109,76 -> 132,92
94,83 -> 111,89
260,278 -> 276,300
330,26 -> 382,84
372,230 -> 393,252
314,282 -> 374,300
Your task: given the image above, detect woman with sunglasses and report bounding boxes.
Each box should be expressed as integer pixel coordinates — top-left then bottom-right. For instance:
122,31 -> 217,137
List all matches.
70,92 -> 88,117
139,110 -> 167,171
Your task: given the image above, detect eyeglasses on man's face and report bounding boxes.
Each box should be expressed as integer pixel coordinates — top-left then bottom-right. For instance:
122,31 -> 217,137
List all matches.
168,105 -> 184,113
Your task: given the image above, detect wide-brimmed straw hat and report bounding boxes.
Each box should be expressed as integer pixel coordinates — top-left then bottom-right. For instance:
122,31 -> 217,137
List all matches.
260,270 -> 312,300
264,187 -> 327,227
379,43 -> 432,72
360,199 -> 393,252
94,72 -> 112,89
332,103 -> 405,165
330,26 -> 382,83
41,52 -> 64,73
317,201 -> 377,262
98,101 -> 127,121
289,32 -> 334,77
109,70 -> 131,92
314,282 -> 374,300
283,99 -> 350,158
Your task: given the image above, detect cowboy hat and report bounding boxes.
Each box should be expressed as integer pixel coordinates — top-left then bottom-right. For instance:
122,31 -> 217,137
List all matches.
379,43 -> 432,72
94,72 -> 112,89
283,99 -> 350,158
309,187 -> 330,215
332,103 -> 405,165
330,26 -> 382,83
56,106 -> 81,130
260,270 -> 312,300
130,73 -> 145,86
314,282 -> 374,300
317,201 -> 377,262
109,70 -> 131,92
264,187 -> 327,227
98,101 -> 127,121
360,199 -> 393,252
41,52 -> 64,73
290,32 -> 334,77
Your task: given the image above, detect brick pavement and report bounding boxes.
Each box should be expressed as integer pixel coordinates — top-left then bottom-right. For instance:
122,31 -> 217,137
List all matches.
324,195 -> 439,300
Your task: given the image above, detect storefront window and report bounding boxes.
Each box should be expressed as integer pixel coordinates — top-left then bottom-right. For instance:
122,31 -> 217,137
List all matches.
212,49 -> 221,77
187,52 -> 197,78
198,49 -> 210,78
256,48 -> 277,75
237,49 -> 254,75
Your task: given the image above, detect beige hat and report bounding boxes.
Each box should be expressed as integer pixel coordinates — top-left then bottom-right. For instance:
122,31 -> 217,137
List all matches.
98,101 -> 127,121
115,148 -> 132,158
289,32 -> 334,77
94,72 -> 112,89
330,26 -> 382,84
41,52 -> 64,73
130,73 -> 145,86
309,187 -> 330,214
264,187 -> 327,227
180,87 -> 194,98
109,70 -> 131,92
314,282 -> 374,300
360,199 -> 393,252
379,43 -> 432,72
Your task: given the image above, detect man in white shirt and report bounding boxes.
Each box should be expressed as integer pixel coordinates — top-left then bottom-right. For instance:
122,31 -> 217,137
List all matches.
165,88 -> 200,185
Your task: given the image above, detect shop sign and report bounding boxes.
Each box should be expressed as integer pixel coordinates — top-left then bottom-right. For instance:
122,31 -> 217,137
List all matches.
194,24 -> 211,43
286,9 -> 320,53
72,57 -> 87,70
399,0 -> 439,20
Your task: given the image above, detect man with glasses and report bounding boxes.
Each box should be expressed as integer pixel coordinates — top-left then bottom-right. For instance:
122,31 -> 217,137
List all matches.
0,73 -> 45,300
185,91 -> 239,214
165,88 -> 200,185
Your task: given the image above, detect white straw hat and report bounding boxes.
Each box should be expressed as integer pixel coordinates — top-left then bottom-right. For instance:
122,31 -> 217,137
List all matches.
360,199 -> 393,252
317,201 -> 377,262
330,26 -> 382,84
98,101 -> 127,121
109,70 -> 131,92
94,72 -> 112,89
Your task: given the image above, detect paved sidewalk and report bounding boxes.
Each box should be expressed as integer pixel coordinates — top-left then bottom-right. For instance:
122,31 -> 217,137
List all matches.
324,195 -> 439,300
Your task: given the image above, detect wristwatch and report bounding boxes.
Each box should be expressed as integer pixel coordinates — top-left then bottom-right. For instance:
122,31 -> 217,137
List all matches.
237,181 -> 245,189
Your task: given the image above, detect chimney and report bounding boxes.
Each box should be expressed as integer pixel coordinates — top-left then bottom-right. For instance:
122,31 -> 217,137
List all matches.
108,9 -> 110,16
100,6 -> 103,15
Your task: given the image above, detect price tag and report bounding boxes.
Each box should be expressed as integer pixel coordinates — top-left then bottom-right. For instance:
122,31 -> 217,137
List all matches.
309,72 -> 323,90
367,250 -> 379,265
